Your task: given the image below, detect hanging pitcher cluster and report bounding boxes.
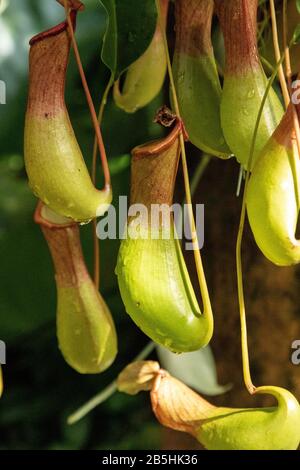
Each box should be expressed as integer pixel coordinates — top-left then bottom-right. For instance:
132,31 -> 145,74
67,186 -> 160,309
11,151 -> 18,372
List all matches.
19,0 -> 300,450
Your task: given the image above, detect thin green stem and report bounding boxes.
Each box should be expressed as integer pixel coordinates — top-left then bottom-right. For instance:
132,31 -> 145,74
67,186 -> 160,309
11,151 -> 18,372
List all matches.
67,341 -> 156,425
236,50 -> 287,394
283,0 -> 300,208
177,154 -> 211,240
189,155 -> 211,198
62,0 -> 113,289
62,0 -> 111,188
257,12 -> 270,44
260,55 -> 275,75
68,381 -> 117,426
92,74 -> 115,290
92,74 -> 115,186
155,0 -> 213,321
269,0 -> 290,107
282,0 -> 291,87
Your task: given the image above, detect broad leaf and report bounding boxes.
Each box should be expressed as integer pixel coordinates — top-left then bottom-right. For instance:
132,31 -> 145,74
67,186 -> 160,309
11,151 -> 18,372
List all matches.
156,345 -> 232,396
100,0 -> 157,78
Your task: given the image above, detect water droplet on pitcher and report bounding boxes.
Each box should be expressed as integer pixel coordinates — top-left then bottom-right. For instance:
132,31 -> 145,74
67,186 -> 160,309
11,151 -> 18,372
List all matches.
178,72 -> 185,84
30,184 -> 40,197
79,219 -> 92,226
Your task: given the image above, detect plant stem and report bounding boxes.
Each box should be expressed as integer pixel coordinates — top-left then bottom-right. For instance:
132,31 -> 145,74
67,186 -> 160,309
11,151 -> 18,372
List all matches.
189,155 -> 211,198
67,341 -> 156,425
62,0 -> 111,189
92,75 -> 115,186
260,55 -> 275,74
270,0 -> 300,205
236,50 -> 287,394
177,154 -> 211,236
155,0 -> 213,321
257,8 -> 270,44
92,74 -> 115,290
282,0 -> 292,87
269,0 -> 290,107
283,0 -> 300,208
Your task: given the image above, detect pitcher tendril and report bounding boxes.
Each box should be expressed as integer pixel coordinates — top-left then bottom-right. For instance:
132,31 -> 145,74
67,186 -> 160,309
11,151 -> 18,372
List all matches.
62,0 -> 111,190
269,0 -> 290,108
236,36 -> 298,392
236,52 -> 285,392
155,0 -> 213,323
282,0 -> 300,207
91,74 -> 115,290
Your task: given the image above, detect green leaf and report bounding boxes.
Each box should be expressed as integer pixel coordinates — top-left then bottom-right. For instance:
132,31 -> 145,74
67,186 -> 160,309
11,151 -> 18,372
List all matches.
100,0 -> 157,78
109,154 -> 130,175
156,345 -> 232,396
296,0 -> 300,15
